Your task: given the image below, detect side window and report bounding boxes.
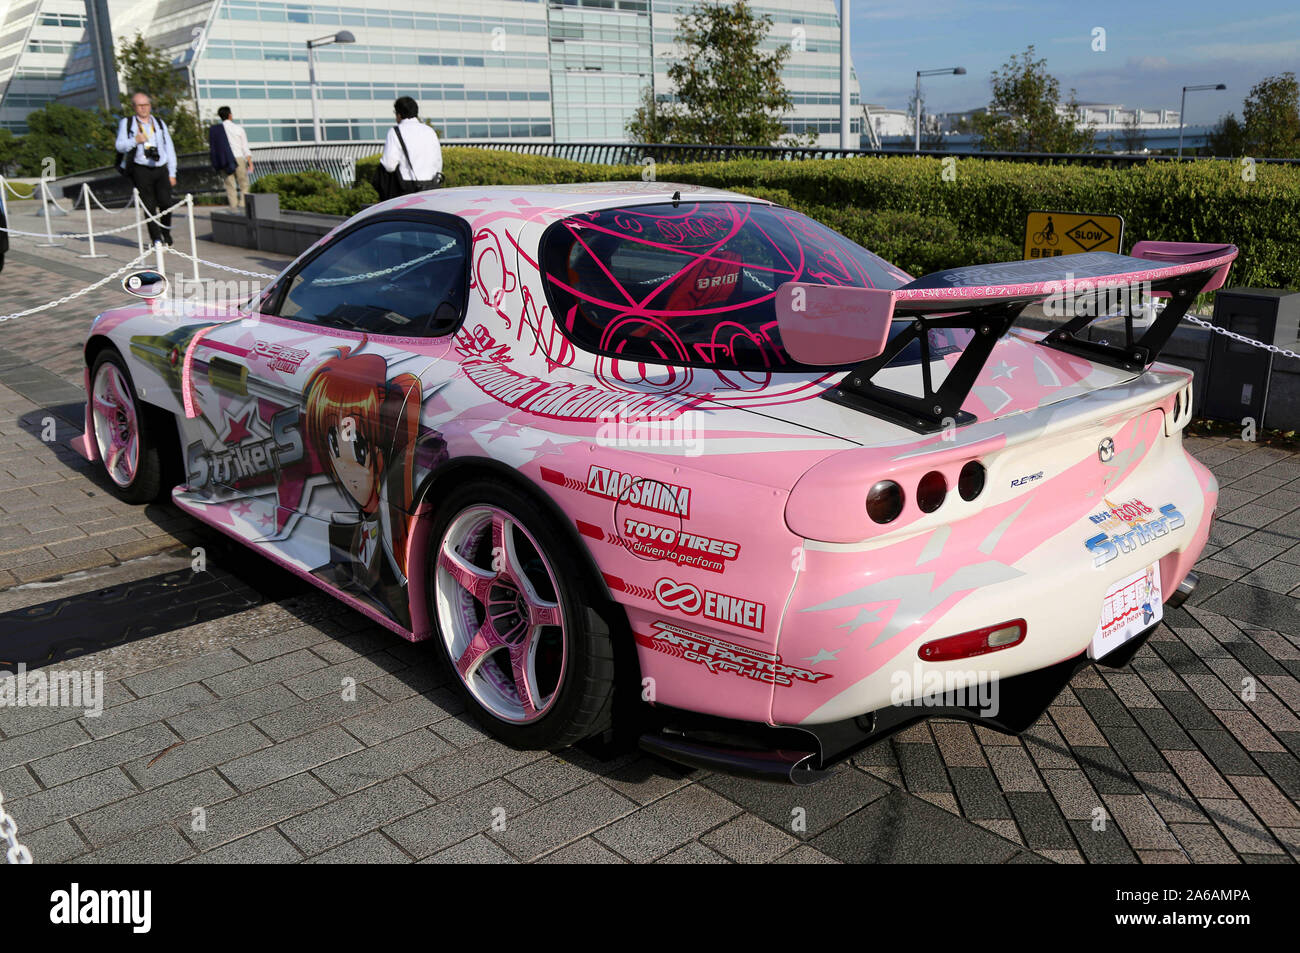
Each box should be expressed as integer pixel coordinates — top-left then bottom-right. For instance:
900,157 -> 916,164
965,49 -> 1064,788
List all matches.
275,217 -> 467,336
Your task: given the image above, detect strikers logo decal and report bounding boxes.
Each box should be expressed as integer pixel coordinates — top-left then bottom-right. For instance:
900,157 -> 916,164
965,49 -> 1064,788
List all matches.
1084,498 -> 1185,568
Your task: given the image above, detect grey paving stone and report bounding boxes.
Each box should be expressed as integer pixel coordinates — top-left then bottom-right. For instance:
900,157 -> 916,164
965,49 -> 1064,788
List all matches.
29,721 -> 177,788
949,766 -> 1013,819
1254,751 -> 1300,800
1097,724 -> 1169,773
1101,672 -> 1161,709
280,776 -> 434,856
165,683 -> 301,741
594,784 -> 742,862
218,724 -> 364,792
1042,769 -> 1104,821
5,767 -> 138,833
19,820 -> 89,863
586,752 -> 701,805
406,737 -> 549,801
1215,709 -> 1287,753
1005,791 -> 1075,850
894,739 -> 953,792
491,780 -> 638,861
1100,793 -> 1180,850
282,651 -> 406,701
700,813 -> 799,863
70,824 -> 195,864
178,773 -> 335,849
77,769 -> 236,848
1202,584 -> 1300,637
1189,728 -> 1264,776
702,763 -> 890,840
201,648 -> 327,698
770,844 -> 841,864
811,789 -> 1020,863
1074,746 -> 1142,795
1198,798 -> 1284,855
654,841 -> 731,864
234,626 -> 331,664
931,722 -> 987,767
122,723 -> 270,788
984,745 -> 1045,793
123,648 -> 247,697
0,765 -> 39,799
312,728 -> 452,796
0,719 -> 91,770
1131,707 -> 1195,749
305,832 -> 413,864
188,828 -> 303,864
251,684 -> 387,743
84,682 -> 216,741
383,778 -> 536,859
1162,748 -> 1236,799
1132,771 -> 1206,824
505,754 -> 599,801
1226,775 -> 1300,827
1074,687 -> 1138,728
537,837 -> 627,864
1021,718 -> 1079,770
422,833 -> 518,864
1154,690 -> 1221,731
429,714 -> 491,749
340,687 -> 462,747
1068,818 -> 1139,863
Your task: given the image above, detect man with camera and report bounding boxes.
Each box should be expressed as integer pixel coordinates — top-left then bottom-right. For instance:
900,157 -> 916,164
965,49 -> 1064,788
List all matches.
115,92 -> 177,246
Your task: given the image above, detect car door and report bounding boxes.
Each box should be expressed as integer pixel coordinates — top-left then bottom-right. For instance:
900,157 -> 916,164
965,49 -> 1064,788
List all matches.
176,211 -> 471,592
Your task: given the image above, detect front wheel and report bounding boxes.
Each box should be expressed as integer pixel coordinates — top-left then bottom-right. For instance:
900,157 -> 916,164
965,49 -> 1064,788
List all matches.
89,350 -> 166,503
428,479 -> 617,749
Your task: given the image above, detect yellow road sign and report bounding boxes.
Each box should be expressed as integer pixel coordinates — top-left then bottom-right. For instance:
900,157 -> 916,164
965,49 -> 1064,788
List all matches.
1024,210 -> 1124,260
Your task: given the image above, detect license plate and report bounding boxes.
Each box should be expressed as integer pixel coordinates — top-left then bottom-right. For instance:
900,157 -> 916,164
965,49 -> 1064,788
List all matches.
1090,563 -> 1162,660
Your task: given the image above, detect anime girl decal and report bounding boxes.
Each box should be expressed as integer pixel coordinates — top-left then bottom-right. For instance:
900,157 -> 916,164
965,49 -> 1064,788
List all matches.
303,345 -> 422,624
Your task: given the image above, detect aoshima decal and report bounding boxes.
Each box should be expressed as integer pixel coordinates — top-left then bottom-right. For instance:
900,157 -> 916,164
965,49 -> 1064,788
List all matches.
585,465 -> 692,518
636,620 -> 831,687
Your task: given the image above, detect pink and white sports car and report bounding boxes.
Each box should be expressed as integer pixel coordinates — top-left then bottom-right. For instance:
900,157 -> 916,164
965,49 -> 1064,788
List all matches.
75,183 -> 1235,782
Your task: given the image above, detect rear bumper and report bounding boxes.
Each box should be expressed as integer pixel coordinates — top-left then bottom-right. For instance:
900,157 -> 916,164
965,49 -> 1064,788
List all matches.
642,615 -> 1166,784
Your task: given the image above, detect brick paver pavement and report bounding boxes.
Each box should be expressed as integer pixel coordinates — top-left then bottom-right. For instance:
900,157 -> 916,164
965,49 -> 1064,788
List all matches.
1,205 -> 1298,863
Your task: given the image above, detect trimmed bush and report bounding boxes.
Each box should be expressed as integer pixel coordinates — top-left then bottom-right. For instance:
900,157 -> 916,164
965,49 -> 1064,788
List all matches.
251,170 -> 377,216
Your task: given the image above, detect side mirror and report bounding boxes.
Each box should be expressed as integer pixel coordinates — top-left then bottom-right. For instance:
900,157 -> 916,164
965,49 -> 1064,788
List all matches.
123,271 -> 168,299
775,282 -> 896,366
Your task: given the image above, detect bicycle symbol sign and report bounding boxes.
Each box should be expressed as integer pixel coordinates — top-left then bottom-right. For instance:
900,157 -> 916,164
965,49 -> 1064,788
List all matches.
1023,210 -> 1124,260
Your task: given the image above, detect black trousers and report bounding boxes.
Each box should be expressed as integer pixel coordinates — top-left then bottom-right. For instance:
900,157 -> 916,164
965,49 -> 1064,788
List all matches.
131,163 -> 173,244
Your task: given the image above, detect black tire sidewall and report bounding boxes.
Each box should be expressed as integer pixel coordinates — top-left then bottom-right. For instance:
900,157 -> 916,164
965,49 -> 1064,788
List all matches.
426,478 -> 614,750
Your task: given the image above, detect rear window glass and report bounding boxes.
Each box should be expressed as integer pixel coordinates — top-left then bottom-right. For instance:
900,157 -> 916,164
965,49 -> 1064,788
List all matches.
539,201 -> 911,371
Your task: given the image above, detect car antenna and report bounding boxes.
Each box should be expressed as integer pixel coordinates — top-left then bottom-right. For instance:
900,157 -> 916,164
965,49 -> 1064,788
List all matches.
672,190 -> 680,208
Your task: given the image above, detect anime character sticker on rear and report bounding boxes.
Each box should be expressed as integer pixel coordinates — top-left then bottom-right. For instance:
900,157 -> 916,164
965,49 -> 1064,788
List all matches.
303,346 -> 421,625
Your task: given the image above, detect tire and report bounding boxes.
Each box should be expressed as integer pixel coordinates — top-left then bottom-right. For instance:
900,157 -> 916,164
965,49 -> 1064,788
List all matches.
427,478 -> 617,749
89,349 -> 167,504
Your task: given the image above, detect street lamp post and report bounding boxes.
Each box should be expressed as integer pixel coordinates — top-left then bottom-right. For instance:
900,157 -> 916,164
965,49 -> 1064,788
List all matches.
840,0 -> 851,150
914,67 -> 965,153
1178,83 -> 1226,158
307,30 -> 356,143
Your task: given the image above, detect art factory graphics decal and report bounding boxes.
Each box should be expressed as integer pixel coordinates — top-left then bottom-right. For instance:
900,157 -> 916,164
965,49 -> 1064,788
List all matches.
653,577 -> 765,632
1084,497 -> 1185,567
636,620 -> 831,687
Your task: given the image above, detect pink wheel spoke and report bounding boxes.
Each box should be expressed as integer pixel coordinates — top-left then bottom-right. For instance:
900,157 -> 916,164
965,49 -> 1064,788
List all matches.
456,621 -> 501,680
439,544 -> 494,603
508,643 -> 540,719
529,601 -> 561,628
104,370 -> 130,410
92,395 -> 117,418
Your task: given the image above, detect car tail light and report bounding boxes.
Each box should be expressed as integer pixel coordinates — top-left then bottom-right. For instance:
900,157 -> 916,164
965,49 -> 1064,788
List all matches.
958,460 -> 985,501
866,480 -> 904,524
1165,383 -> 1194,436
917,470 -> 947,513
918,619 -> 1026,661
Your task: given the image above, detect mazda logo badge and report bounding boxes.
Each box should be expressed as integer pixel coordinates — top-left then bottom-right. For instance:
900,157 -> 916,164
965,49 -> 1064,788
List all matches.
1098,437 -> 1115,462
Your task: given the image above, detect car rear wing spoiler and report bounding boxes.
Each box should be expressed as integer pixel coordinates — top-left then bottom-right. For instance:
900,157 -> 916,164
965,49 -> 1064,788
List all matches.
812,242 -> 1237,433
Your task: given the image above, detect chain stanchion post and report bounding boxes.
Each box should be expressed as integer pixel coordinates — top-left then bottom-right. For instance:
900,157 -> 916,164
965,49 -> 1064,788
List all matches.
186,193 -> 199,282
154,237 -> 165,274
133,188 -> 144,255
36,178 -> 62,247
0,174 -> 8,226
78,183 -> 107,259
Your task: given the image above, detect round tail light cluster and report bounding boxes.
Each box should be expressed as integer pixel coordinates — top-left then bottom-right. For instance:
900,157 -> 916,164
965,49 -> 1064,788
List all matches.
917,470 -> 947,513
867,480 -> 904,524
866,460 -> 987,525
958,460 -> 985,501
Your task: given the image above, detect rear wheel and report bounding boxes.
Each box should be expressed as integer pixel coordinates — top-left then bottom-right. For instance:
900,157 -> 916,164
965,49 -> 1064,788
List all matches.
89,350 -> 165,503
429,479 -> 616,749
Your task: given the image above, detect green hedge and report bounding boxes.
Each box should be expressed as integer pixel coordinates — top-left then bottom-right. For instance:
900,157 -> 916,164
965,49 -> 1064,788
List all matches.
251,169 -> 378,216
256,149 -> 1300,288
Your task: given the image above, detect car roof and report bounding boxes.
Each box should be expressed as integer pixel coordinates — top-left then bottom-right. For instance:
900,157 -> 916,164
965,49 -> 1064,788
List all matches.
365,181 -> 769,220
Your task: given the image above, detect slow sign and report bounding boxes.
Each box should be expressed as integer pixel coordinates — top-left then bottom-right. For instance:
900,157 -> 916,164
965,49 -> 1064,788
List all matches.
1024,210 -> 1124,260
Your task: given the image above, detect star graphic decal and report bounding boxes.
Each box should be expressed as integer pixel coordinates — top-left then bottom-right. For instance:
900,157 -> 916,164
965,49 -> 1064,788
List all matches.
990,361 -> 1017,380
837,606 -> 883,634
523,438 -> 571,457
802,648 -> 841,665
484,421 -> 525,443
222,408 -> 257,445
232,502 -> 253,517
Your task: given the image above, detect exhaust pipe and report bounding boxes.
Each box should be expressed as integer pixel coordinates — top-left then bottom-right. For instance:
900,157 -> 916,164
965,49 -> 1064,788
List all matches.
1166,570 -> 1198,609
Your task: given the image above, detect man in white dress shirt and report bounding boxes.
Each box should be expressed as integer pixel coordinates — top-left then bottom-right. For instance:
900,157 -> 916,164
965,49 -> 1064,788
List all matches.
379,97 -> 442,194
115,92 -> 178,245
218,106 -> 253,209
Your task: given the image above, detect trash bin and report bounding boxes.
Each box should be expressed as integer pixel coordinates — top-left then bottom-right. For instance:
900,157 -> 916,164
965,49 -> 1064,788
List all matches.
1202,288 -> 1300,427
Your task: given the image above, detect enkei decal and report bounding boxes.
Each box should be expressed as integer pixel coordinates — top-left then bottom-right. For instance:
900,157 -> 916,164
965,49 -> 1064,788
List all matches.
253,340 -> 308,374
620,518 -> 740,573
1085,503 -> 1185,568
587,465 -> 691,518
653,577 -> 765,632
636,620 -> 831,686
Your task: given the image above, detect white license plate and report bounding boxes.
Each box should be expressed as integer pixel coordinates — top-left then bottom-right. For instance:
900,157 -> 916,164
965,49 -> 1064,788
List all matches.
1090,563 -> 1163,660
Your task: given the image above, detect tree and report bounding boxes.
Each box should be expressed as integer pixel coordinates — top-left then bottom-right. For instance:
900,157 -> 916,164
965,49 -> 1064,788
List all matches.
972,46 -> 1095,153
115,33 -> 204,152
628,1 -> 809,146
1208,113 -> 1248,156
1240,72 -> 1300,158
14,104 -> 116,176
625,85 -> 677,143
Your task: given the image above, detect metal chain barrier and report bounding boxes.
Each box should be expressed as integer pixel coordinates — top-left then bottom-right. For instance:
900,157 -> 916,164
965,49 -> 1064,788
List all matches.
162,245 -> 279,280
1183,314 -> 1300,360
0,788 -> 33,864
0,195 -> 188,239
0,250 -> 153,324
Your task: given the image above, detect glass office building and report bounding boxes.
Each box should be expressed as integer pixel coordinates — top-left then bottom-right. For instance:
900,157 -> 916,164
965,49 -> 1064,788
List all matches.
2,0 -> 860,145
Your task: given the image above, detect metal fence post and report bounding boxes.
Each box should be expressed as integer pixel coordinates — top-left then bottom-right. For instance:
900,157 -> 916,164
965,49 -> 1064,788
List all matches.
36,179 -> 62,247
186,193 -> 199,282
78,183 -> 107,258
133,188 -> 144,255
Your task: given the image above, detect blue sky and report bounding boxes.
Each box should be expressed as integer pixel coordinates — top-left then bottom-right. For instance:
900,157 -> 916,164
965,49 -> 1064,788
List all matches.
841,0 -> 1300,119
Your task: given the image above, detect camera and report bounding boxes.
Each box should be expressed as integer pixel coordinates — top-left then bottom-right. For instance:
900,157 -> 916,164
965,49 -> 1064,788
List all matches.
143,145 -> 160,162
